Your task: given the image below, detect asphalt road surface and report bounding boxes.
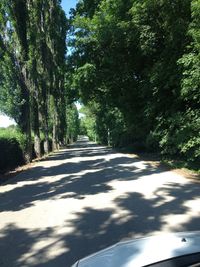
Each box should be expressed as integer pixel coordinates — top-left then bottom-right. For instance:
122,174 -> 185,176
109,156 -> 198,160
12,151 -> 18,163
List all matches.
0,137 -> 199,267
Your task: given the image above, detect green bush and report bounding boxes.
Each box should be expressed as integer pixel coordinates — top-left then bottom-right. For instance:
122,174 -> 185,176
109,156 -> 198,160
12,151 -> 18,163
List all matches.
0,127 -> 25,172
151,110 -> 200,165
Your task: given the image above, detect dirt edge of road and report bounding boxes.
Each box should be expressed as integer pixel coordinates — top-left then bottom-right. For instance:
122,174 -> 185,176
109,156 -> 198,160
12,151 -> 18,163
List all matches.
0,161 -> 36,185
0,152 -> 54,185
127,152 -> 200,183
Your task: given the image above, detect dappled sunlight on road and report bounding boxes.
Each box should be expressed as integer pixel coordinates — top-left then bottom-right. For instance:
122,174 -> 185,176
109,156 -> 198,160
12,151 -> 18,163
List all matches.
0,139 -> 199,266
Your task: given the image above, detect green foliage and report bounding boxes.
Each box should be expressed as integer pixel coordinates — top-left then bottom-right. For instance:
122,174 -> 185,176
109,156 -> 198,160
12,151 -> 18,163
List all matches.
0,127 -> 26,150
79,105 -> 96,141
0,0 -> 69,160
0,0 -> 199,171
69,0 -> 199,169
178,0 -> 200,107
66,104 -> 80,143
79,102 -> 126,146
0,127 -> 25,172
150,110 -> 200,163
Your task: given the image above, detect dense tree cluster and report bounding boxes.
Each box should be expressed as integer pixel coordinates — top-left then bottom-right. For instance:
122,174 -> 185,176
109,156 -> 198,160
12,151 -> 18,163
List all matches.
0,0 -> 79,162
0,0 -> 199,169
70,0 -> 200,166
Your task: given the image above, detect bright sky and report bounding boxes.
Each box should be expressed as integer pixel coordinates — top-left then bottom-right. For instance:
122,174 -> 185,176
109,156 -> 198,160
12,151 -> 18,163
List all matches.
0,115 -> 16,128
61,0 -> 78,15
0,1 -> 79,128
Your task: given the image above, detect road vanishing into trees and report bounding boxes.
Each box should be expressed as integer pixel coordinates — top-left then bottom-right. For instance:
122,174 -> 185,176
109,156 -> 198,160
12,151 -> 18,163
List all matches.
0,138 -> 199,267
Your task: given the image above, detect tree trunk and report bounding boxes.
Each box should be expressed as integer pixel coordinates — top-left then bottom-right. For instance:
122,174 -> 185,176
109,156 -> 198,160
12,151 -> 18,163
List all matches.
58,80 -> 66,145
52,97 -> 59,151
24,121 -> 32,163
40,82 -> 50,154
21,88 -> 32,163
32,96 -> 41,158
43,115 -> 49,154
19,68 -> 32,163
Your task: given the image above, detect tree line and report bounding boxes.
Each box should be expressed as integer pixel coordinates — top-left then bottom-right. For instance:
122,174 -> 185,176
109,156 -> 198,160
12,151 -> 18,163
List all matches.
0,0 -> 79,163
69,0 -> 199,168
0,0 -> 199,169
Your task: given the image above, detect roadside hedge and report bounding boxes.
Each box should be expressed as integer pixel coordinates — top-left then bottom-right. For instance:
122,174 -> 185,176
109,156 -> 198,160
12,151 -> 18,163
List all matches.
0,127 -> 54,173
0,128 -> 25,173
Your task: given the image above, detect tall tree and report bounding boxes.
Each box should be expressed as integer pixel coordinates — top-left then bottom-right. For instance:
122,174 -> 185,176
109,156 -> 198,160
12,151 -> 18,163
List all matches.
0,0 -> 68,160
0,0 -> 32,162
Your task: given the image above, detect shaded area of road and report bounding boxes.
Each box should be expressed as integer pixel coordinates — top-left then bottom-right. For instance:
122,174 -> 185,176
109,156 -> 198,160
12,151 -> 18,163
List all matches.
0,138 -> 199,267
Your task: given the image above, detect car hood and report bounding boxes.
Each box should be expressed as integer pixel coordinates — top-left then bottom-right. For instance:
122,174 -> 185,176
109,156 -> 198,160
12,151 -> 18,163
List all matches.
74,232 -> 200,267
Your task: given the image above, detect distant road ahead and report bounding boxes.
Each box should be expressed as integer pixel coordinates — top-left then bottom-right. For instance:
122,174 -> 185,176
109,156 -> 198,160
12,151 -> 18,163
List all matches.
0,138 -> 199,267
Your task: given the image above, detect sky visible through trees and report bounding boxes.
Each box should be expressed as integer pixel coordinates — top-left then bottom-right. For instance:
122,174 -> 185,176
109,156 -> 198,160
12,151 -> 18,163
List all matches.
61,0 -> 78,15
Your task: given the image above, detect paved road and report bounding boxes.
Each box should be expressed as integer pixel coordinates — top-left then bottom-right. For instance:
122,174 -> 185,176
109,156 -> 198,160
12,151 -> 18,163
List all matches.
0,138 -> 199,267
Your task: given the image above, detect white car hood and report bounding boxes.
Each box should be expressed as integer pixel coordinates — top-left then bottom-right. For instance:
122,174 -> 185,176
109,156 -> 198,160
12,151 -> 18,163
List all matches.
74,232 -> 200,267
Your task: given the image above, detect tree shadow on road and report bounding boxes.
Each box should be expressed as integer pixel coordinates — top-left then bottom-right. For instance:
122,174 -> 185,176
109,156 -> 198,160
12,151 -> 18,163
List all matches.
0,182 -> 200,267
0,145 -> 162,212
0,141 -> 200,266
